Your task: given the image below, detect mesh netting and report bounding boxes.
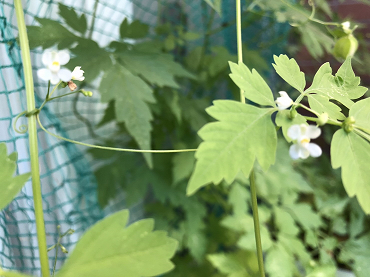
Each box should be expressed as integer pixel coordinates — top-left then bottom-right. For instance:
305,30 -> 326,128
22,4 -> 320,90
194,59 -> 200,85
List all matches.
0,0 -> 289,275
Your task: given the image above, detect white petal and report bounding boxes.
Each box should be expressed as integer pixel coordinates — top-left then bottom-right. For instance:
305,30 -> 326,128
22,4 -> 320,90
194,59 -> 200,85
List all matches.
307,143 -> 322,158
306,125 -> 321,139
57,51 -> 70,65
275,91 -> 293,110
58,69 -> 72,82
50,73 -> 60,85
287,124 -> 301,140
71,66 -> 85,81
42,51 -> 52,66
278,91 -> 289,97
37,68 -> 52,81
289,144 -> 300,160
299,145 -> 310,159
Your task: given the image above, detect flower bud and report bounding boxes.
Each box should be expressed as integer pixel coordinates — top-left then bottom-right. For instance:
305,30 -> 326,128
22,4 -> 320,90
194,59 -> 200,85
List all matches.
60,245 -> 68,254
81,89 -> 93,97
275,91 -> 293,110
333,34 -> 358,60
67,229 -> 75,235
343,116 -> 355,133
317,113 -> 329,126
67,81 -> 77,91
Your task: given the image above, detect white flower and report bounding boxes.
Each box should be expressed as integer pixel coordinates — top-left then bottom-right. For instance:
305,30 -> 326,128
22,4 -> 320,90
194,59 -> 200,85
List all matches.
275,91 -> 293,110
342,21 -> 351,32
37,50 -> 72,85
287,124 -> 322,160
71,66 -> 85,81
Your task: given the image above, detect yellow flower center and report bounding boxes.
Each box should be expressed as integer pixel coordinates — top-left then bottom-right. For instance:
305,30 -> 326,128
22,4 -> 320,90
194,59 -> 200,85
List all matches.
300,138 -> 310,144
52,61 -> 60,67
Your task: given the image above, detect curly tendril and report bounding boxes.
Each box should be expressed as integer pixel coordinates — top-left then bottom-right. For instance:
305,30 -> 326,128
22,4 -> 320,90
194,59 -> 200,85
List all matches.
13,109 -> 40,134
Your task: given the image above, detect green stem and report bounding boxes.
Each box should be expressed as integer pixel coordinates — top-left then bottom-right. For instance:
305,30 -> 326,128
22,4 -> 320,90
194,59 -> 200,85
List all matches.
236,0 -> 245,104
236,1 -> 264,276
47,90 -> 80,102
37,116 -> 196,153
14,1 -> 50,276
249,171 -> 265,277
88,0 -> 100,39
48,81 -> 62,98
297,103 -> 320,116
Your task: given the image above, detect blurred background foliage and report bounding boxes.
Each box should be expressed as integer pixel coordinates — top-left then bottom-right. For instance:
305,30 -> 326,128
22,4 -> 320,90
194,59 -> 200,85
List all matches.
7,0 -> 370,276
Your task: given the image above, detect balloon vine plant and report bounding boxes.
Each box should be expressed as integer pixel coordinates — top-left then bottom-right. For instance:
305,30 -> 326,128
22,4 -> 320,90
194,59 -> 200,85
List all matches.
3,0 -> 369,276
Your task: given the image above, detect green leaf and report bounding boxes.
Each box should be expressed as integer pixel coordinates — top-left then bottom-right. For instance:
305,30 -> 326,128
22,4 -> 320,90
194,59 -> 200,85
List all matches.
331,129 -> 370,214
306,58 -> 368,108
256,140 -> 313,205
229,61 -> 275,107
27,18 -> 77,49
119,18 -> 149,39
275,110 -> 307,142
298,23 -> 334,59
306,266 -> 336,277
119,52 -> 195,88
204,0 -> 222,16
0,143 -> 30,211
274,206 -> 299,236
58,3 -> 87,34
339,234 -> 370,277
350,97 -> 370,132
208,251 -> 259,277
187,100 -> 277,195
238,226 -> 273,252
265,244 -> 295,277
228,183 -> 249,216
308,94 -> 345,120
172,152 -> 195,184
0,268 -> 34,277
286,203 -> 323,230
56,210 -> 178,277
272,54 -> 306,93
69,39 -> 112,83
99,63 -> 155,167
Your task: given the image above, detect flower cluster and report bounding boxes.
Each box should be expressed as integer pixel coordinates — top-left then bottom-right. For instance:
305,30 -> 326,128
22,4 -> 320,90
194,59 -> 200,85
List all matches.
287,124 -> 322,160
274,91 -> 322,160
37,50 -> 85,85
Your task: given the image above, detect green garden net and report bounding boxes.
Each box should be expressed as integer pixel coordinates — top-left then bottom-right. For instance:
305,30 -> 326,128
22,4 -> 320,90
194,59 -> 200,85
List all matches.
0,0 -> 289,275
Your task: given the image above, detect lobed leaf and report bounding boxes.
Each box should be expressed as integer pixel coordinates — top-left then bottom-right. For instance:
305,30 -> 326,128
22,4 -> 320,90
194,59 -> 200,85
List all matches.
331,129 -> 370,214
229,61 -> 275,107
56,210 -> 178,277
308,94 -> 345,121
120,18 -> 149,39
99,63 -> 155,167
187,100 -> 277,195
58,3 -> 87,34
272,54 -> 306,93
27,18 -> 77,49
306,58 -> 368,108
0,143 -> 30,211
69,39 -> 112,83
350,97 -> 370,132
119,52 -> 195,88
207,250 -> 259,277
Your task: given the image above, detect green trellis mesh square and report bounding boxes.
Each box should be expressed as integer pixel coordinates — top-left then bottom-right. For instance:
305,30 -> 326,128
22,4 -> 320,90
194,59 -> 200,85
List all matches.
0,0 -> 289,275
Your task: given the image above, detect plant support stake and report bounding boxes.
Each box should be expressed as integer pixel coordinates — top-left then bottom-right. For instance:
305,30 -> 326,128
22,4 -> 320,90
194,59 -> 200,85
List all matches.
235,0 -> 265,276
14,0 -> 51,276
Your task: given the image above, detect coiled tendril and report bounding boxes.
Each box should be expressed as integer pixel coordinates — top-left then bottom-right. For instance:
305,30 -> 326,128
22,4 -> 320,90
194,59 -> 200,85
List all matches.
13,109 -> 40,134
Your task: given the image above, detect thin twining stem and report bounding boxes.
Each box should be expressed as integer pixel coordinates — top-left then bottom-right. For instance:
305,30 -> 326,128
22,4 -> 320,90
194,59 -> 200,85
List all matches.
36,115 -> 196,154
